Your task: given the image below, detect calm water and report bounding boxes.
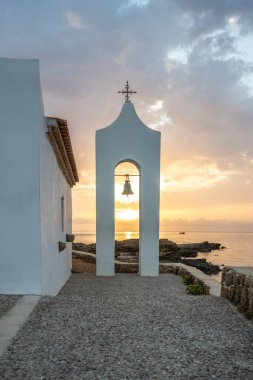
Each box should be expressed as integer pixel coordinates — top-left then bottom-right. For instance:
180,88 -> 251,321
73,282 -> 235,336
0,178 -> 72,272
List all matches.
74,231 -> 253,268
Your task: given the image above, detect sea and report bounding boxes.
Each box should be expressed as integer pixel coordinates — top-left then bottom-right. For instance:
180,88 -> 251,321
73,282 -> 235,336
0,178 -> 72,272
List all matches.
74,231 -> 253,271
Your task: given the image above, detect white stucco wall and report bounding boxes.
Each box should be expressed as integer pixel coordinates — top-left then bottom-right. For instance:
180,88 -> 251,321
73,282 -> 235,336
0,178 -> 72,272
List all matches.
0,57 -> 72,295
0,58 -> 43,294
96,102 -> 160,276
40,123 -> 72,295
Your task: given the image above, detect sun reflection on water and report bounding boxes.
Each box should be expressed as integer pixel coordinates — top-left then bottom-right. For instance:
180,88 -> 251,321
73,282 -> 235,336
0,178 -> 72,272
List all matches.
125,231 -> 132,240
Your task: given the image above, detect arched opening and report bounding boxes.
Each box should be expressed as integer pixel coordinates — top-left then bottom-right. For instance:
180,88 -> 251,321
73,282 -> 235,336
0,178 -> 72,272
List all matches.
114,160 -> 140,265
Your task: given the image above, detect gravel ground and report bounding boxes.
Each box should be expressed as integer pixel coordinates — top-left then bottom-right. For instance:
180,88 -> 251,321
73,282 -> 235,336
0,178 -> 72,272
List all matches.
0,273 -> 253,380
0,295 -> 21,318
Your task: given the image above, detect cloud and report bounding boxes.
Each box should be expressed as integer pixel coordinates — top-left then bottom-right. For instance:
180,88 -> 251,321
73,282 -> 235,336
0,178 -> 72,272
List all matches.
147,100 -> 172,128
119,0 -> 150,12
72,170 -> 96,197
161,218 -> 253,232
149,113 -> 172,129
227,16 -> 239,26
130,0 -> 150,6
161,158 -> 234,192
66,11 -> 85,30
148,100 -> 164,112
73,217 -> 95,225
167,47 -> 189,64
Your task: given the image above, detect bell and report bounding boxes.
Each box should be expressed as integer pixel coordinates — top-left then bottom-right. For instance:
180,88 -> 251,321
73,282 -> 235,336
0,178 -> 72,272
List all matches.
122,174 -> 134,196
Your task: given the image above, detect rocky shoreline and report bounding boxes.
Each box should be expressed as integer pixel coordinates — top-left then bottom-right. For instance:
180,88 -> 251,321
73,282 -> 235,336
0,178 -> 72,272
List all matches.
73,239 -> 221,275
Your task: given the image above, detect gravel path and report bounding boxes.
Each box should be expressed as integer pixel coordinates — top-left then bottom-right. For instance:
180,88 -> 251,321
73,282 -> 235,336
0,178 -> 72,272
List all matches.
0,295 -> 21,318
0,273 -> 253,379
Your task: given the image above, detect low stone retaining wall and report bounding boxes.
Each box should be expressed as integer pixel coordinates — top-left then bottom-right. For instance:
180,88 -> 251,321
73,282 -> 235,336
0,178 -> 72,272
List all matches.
72,251 -> 209,294
160,264 -> 209,295
72,250 -> 96,264
221,267 -> 253,319
115,262 -> 139,273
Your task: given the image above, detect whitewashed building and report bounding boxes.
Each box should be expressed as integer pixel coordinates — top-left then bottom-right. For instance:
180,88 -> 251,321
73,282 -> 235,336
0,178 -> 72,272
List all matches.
0,58 -> 79,295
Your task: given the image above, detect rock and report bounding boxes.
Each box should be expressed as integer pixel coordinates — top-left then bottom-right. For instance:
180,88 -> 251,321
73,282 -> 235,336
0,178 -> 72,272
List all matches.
58,241 -> 66,252
201,241 -> 221,251
177,247 -> 199,257
159,264 -> 175,274
73,243 -> 90,252
221,286 -> 230,299
181,258 -> 220,275
73,238 -> 222,276
66,233 -> 75,243
248,286 -> 253,316
177,241 -> 220,257
74,238 -> 221,257
159,252 -> 182,261
178,267 -> 188,276
221,267 -> 226,283
115,263 -> 139,273
88,243 -> 96,253
117,251 -> 137,257
73,242 -> 96,253
159,265 -> 178,274
159,239 -> 179,252
233,285 -> 242,306
117,256 -> 138,263
233,272 -> 245,287
224,269 -> 234,286
244,276 -> 253,288
115,238 -> 180,254
229,285 -> 236,302
221,267 -> 253,319
238,287 -> 249,313
115,239 -> 139,253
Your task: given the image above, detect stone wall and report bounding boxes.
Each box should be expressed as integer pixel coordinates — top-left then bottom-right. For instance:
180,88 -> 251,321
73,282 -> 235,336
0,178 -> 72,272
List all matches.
221,267 -> 253,319
159,264 -> 210,295
72,250 -> 96,264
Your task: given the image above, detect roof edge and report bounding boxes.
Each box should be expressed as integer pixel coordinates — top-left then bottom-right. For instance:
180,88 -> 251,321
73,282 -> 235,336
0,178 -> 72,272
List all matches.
45,117 -> 79,187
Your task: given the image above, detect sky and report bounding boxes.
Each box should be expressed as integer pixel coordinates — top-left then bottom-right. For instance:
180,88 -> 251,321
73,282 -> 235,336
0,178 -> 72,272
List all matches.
1,0 -> 253,232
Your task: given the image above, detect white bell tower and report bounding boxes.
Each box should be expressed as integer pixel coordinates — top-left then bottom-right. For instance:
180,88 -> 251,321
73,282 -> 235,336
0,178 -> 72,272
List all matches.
96,82 -> 161,276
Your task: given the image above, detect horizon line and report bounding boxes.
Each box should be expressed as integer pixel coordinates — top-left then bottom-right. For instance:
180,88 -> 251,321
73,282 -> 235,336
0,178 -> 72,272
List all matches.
73,230 -> 253,234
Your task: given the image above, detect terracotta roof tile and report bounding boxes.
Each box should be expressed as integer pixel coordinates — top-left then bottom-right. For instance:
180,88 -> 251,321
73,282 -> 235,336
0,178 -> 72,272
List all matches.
46,117 -> 79,187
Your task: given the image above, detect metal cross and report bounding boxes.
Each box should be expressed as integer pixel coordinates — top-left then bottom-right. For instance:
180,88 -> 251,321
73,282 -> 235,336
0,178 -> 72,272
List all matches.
118,81 -> 137,102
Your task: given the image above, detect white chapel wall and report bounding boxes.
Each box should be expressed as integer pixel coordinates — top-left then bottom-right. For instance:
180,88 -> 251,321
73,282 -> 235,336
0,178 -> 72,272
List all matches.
0,58 -> 43,294
0,57 -> 73,295
40,123 -> 72,295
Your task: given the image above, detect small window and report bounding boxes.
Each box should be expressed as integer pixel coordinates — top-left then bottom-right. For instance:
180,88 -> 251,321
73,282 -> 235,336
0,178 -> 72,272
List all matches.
61,196 -> 64,232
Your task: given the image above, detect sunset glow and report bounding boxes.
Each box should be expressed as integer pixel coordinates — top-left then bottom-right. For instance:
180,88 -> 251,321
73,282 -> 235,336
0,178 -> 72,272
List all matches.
115,162 -> 139,232
115,208 -> 139,221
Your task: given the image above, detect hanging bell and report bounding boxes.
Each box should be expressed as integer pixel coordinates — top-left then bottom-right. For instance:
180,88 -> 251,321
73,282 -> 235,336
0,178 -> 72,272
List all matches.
122,174 -> 134,197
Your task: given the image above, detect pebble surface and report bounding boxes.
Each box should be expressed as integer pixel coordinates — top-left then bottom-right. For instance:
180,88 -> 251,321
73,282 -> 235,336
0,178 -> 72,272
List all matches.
0,295 -> 21,318
0,273 -> 253,380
